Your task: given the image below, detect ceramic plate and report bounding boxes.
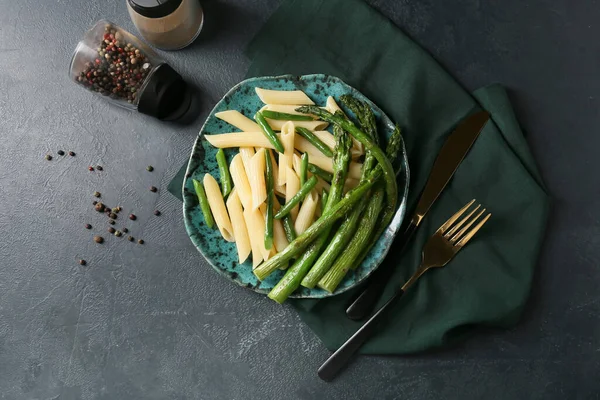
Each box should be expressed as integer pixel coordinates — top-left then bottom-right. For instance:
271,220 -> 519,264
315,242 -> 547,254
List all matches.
183,74 -> 409,298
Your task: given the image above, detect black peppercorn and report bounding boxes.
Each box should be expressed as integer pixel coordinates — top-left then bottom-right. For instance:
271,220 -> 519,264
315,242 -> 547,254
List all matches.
108,219 -> 115,225
122,228 -> 128,233
95,202 -> 105,212
96,165 -> 103,171
85,223 -> 92,230
129,214 -> 136,221
137,239 -> 144,244
109,213 -> 117,219
146,166 -> 154,172
154,210 -> 161,216
128,236 -> 134,242
57,150 -> 65,156
150,186 -> 157,193
69,151 -> 76,156
94,191 -> 101,198
94,236 -> 104,244
108,227 -> 115,234
79,259 -> 87,266
45,155 -> 52,161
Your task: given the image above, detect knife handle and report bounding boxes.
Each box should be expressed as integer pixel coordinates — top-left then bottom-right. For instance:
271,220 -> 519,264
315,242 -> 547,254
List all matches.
346,221 -> 417,320
319,288 -> 405,381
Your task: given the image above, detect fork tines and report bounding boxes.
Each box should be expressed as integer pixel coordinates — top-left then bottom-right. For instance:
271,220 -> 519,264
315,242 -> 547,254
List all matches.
438,199 -> 491,248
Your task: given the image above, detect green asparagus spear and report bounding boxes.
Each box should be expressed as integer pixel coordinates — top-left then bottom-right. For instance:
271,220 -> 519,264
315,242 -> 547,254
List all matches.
301,103 -> 379,288
264,149 -> 274,250
296,127 -> 334,157
340,95 -> 378,144
300,153 -> 309,187
261,110 -> 314,121
254,112 -> 285,153
255,134 -> 367,282
265,126 -> 352,300
318,186 -> 386,292
215,149 -> 232,197
274,176 -> 318,219
192,179 -> 215,229
318,124 -> 404,290
307,163 -> 333,182
296,106 -> 397,210
321,190 -> 328,211
282,215 -> 297,242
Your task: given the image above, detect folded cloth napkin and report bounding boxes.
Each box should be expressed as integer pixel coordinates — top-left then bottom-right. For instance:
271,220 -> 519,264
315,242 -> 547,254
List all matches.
169,0 -> 549,354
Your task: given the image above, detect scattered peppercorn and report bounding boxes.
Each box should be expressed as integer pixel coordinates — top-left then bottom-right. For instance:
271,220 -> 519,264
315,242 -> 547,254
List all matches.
108,227 -> 115,234
108,213 -> 117,219
117,206 -> 123,212
137,239 -> 144,244
95,202 -> 105,212
96,165 -> 103,171
79,259 -> 87,266
112,207 -> 119,213
69,151 -> 76,156
45,155 -> 52,161
150,186 -> 157,193
146,165 -> 154,172
85,223 -> 92,230
108,219 -> 115,225
94,191 -> 101,198
88,166 -> 94,171
114,230 -> 122,237
94,235 -> 104,244
92,201 -> 98,206
154,210 -> 161,216
129,214 -> 137,220
57,150 -> 65,156
122,228 -> 128,233
127,236 -> 134,242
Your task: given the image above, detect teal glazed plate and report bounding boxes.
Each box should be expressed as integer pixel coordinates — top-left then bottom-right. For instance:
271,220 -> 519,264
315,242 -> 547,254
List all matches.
183,74 -> 409,298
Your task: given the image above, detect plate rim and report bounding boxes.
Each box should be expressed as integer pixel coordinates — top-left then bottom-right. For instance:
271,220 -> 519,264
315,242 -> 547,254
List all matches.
182,73 -> 410,298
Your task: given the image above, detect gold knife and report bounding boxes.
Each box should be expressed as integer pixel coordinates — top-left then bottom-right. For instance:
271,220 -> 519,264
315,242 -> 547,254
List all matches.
345,110 -> 490,320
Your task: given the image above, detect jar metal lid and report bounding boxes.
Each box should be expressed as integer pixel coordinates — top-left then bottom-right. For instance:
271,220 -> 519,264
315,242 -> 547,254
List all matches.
127,0 -> 183,18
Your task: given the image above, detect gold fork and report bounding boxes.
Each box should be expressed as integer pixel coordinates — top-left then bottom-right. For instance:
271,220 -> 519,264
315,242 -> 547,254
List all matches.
318,200 -> 491,382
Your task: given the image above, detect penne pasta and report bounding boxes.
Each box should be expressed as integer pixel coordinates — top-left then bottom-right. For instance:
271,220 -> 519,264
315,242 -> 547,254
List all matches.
260,104 -> 318,119
311,130 -> 363,159
315,176 -> 331,194
249,149 -> 267,210
294,190 -> 319,234
344,178 -> 360,193
225,189 -> 251,263
205,133 -> 272,150
292,153 -> 302,177
243,207 -> 266,268
325,96 -> 344,115
278,122 -> 295,186
255,88 -> 315,105
267,149 -> 285,197
215,110 -> 261,132
239,147 -> 256,176
285,166 -> 300,221
272,218 -> 289,253
266,119 -> 328,131
230,154 -> 252,209
203,174 -> 235,242
309,154 -> 363,180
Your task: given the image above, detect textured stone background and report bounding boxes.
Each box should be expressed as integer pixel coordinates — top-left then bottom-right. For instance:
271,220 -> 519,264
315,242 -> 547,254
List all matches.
0,0 -> 598,399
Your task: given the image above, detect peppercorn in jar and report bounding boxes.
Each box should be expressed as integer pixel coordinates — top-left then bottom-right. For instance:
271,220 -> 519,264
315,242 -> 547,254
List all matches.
69,20 -> 192,120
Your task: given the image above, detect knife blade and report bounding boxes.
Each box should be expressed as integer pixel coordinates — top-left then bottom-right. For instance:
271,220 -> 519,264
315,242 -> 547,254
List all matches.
345,110 -> 490,321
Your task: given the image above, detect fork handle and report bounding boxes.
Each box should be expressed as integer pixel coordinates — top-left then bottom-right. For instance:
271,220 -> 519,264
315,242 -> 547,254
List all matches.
318,289 -> 405,381
346,221 -> 417,320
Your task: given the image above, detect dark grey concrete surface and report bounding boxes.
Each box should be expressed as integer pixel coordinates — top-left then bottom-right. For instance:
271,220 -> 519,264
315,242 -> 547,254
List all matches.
0,0 -> 598,399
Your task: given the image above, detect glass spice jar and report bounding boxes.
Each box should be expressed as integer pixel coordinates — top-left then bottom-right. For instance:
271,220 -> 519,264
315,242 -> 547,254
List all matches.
126,0 -> 204,51
69,20 -> 192,120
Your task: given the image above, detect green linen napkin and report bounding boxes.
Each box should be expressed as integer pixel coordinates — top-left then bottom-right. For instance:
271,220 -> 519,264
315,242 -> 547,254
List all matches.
169,0 -> 549,354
